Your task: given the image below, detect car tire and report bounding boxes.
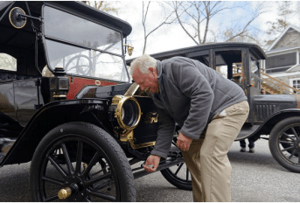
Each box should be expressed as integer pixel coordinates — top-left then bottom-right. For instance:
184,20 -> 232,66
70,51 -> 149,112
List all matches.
160,163 -> 192,191
30,122 -> 136,201
269,117 -> 300,173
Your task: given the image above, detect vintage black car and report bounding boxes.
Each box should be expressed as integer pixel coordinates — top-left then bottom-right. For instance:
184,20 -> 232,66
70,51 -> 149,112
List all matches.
1,0 -> 300,202
0,1 -> 190,202
127,42 -> 300,174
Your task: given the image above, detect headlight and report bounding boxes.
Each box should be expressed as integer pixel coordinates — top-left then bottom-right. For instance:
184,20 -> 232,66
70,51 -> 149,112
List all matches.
112,95 -> 141,130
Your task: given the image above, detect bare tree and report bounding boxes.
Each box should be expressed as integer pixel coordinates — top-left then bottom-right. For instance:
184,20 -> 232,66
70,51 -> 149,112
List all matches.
142,2 -> 176,54
220,2 -> 267,47
264,1 -> 295,48
82,1 -> 119,15
172,1 -> 265,45
221,27 -> 261,46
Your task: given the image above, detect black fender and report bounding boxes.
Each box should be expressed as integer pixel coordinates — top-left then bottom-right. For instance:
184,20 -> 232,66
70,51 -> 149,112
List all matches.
235,108 -> 300,141
1,98 -> 111,166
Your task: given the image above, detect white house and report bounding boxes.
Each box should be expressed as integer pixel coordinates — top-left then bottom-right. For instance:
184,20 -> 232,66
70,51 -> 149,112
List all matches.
262,25 -> 300,91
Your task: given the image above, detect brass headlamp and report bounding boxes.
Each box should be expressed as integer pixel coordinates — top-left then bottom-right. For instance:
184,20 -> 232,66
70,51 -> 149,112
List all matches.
110,95 -> 141,130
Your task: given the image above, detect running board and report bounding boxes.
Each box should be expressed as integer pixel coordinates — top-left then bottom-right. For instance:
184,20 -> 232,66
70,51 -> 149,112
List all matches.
133,157 -> 184,179
235,124 -> 260,141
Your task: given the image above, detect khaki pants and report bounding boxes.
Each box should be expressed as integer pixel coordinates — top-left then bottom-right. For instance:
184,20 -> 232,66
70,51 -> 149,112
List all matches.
181,101 -> 249,202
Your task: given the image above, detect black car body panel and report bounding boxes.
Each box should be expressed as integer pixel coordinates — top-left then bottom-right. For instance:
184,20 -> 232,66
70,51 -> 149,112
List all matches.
76,83 -> 132,99
251,94 -> 297,122
2,98 -> 110,165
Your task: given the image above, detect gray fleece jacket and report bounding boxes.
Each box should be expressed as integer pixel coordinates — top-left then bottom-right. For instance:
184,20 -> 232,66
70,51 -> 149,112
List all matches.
150,57 -> 247,159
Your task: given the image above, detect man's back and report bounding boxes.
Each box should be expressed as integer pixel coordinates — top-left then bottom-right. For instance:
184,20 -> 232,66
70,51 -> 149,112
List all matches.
154,56 -> 247,138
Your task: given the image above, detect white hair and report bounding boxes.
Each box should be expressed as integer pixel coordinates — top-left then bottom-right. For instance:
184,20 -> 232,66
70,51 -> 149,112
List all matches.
129,54 -> 157,75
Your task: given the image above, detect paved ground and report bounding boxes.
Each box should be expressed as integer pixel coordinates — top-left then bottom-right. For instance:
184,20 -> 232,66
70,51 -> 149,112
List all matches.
0,138 -> 299,202
135,139 -> 300,202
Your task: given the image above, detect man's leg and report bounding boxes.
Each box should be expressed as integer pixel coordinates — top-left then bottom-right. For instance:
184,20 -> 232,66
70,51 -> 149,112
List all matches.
181,138 -> 205,202
239,139 -> 246,152
240,140 -> 246,148
248,140 -> 255,149
200,101 -> 249,202
248,137 -> 255,153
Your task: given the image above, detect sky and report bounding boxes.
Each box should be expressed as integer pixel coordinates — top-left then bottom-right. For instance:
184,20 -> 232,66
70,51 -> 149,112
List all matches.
104,1 -> 300,60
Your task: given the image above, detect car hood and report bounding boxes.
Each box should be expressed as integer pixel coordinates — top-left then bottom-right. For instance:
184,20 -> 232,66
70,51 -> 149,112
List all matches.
75,83 -> 133,100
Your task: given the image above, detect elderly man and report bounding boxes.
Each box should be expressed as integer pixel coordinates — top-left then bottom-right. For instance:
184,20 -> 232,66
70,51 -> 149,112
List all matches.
130,54 -> 249,202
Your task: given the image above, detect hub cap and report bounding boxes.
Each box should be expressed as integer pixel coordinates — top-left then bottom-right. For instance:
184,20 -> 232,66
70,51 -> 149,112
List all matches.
58,187 -> 72,200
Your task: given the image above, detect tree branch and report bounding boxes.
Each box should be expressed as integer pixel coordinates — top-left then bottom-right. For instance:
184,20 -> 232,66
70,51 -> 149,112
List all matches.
146,12 -> 176,38
173,1 -> 199,45
142,1 -> 177,54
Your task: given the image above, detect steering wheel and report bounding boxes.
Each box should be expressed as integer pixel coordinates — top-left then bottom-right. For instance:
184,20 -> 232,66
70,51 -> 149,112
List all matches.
65,55 -> 93,76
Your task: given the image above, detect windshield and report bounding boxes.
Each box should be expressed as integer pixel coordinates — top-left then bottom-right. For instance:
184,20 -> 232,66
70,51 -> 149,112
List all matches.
43,6 -> 129,82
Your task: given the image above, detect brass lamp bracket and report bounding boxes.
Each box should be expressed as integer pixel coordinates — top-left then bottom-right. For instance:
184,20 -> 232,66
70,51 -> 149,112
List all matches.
123,43 -> 134,56
120,130 -> 155,149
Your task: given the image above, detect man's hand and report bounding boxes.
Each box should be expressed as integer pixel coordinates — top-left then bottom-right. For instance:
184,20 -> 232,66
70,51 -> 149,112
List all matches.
144,155 -> 161,172
176,132 -> 193,151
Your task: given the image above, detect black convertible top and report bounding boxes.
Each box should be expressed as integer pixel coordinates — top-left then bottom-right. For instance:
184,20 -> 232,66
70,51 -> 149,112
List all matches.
0,1 -> 132,37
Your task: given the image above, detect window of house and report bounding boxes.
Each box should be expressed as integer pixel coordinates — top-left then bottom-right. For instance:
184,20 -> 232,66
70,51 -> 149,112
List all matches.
292,78 -> 300,90
0,53 -> 17,71
266,52 -> 296,73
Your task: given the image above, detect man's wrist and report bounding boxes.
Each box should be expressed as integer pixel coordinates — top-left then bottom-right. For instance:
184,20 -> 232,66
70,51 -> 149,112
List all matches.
150,154 -> 161,158
179,131 -> 192,140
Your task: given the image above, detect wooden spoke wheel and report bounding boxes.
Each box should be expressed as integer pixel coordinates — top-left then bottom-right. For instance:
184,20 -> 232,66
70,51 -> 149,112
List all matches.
269,117 -> 300,173
30,122 -> 136,201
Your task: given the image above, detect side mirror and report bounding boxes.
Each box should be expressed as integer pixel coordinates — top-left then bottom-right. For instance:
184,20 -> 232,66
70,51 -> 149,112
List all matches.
9,7 -> 27,29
